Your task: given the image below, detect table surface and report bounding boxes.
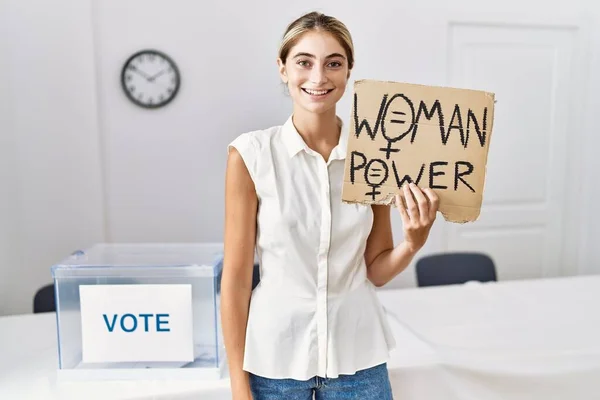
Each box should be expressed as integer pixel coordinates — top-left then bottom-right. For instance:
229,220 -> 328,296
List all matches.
2,275 -> 600,400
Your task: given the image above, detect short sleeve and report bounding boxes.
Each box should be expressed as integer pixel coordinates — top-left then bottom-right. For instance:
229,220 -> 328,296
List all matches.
227,132 -> 258,183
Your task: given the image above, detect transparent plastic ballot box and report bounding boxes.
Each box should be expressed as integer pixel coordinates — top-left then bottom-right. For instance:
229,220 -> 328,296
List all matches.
50,242 -> 226,381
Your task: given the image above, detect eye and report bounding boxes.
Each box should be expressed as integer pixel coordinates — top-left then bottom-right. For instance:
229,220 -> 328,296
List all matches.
328,61 -> 343,68
297,60 -> 311,68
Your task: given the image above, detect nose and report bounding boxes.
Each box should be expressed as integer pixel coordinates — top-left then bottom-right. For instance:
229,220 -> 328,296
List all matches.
309,65 -> 327,85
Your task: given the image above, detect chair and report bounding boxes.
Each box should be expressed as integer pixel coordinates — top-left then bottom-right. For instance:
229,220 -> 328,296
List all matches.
33,283 -> 56,313
215,260 -> 261,294
415,252 -> 497,287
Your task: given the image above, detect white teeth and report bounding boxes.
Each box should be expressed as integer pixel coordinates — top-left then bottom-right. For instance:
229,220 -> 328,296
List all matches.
304,89 -> 330,95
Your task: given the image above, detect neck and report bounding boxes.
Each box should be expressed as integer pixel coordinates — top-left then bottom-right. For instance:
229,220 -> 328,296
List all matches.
291,106 -> 340,148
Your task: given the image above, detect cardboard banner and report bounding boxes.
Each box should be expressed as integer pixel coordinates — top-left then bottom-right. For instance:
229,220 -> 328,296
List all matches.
342,79 -> 495,223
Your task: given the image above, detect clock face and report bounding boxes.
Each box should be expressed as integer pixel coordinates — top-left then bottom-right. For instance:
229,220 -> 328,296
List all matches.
121,50 -> 180,109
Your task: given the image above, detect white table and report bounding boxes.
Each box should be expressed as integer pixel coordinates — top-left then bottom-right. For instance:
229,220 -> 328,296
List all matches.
2,275 -> 600,399
380,275 -> 600,400
0,311 -> 232,400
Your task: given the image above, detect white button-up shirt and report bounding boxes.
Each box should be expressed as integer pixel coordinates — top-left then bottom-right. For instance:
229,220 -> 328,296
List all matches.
227,115 -> 396,380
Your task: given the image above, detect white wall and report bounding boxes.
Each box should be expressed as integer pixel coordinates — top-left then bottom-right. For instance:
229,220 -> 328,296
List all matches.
0,0 -> 19,313
1,0 -> 599,315
1,0 -> 105,315
579,4 -> 600,274
93,0 -> 286,243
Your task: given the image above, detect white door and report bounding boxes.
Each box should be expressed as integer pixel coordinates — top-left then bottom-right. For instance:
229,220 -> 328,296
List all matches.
445,21 -> 581,280
368,0 -> 595,286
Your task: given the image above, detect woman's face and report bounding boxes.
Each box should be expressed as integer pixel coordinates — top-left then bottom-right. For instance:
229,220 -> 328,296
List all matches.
278,30 -> 351,115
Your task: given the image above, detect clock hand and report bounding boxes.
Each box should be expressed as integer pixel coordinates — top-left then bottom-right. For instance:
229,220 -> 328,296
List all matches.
148,69 -> 167,82
129,65 -> 152,81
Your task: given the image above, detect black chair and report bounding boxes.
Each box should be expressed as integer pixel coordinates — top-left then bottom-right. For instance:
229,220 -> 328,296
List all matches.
215,259 -> 261,294
415,252 -> 497,287
33,283 -> 56,313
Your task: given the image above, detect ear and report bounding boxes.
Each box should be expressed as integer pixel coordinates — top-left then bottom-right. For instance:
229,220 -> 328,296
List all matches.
277,58 -> 288,83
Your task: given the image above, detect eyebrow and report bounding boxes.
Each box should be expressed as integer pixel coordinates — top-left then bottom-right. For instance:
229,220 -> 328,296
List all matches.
292,52 -> 346,60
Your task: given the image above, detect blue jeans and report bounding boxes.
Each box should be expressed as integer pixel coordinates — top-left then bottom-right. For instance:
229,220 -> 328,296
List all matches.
249,363 -> 394,399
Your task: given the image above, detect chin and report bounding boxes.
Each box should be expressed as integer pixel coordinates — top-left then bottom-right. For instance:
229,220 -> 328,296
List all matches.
300,102 -> 337,115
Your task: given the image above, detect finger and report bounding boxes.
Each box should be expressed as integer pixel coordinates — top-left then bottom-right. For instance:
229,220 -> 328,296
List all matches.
395,193 -> 410,226
403,183 -> 418,221
423,188 -> 440,221
409,183 -> 429,224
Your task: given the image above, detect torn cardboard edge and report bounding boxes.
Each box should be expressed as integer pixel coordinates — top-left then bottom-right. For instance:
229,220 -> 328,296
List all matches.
354,78 -> 495,99
341,197 -> 482,224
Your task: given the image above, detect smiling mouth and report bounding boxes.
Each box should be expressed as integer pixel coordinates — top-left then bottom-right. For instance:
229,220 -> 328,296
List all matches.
301,88 -> 334,96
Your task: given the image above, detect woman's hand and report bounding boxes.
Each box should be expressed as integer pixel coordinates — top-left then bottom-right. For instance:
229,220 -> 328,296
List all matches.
395,183 -> 439,253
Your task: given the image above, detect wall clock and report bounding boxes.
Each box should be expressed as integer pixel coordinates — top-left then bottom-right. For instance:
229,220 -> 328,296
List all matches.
121,49 -> 180,109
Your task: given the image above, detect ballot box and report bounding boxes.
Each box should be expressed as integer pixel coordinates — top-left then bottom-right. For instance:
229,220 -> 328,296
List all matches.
50,242 -> 226,380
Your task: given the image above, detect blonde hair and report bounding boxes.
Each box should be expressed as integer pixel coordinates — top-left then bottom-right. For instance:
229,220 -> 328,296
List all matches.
278,11 -> 355,70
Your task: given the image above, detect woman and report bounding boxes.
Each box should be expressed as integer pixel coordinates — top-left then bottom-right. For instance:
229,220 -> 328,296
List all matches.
221,11 -> 438,400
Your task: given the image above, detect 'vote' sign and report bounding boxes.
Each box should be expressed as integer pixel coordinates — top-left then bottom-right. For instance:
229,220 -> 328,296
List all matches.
80,284 -> 193,363
102,313 -> 171,332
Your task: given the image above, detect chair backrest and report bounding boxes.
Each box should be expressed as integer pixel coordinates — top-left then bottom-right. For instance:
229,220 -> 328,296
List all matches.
415,252 -> 497,287
33,283 -> 56,313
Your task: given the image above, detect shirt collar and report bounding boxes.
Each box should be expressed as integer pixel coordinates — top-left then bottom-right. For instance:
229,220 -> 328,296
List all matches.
281,115 -> 348,161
